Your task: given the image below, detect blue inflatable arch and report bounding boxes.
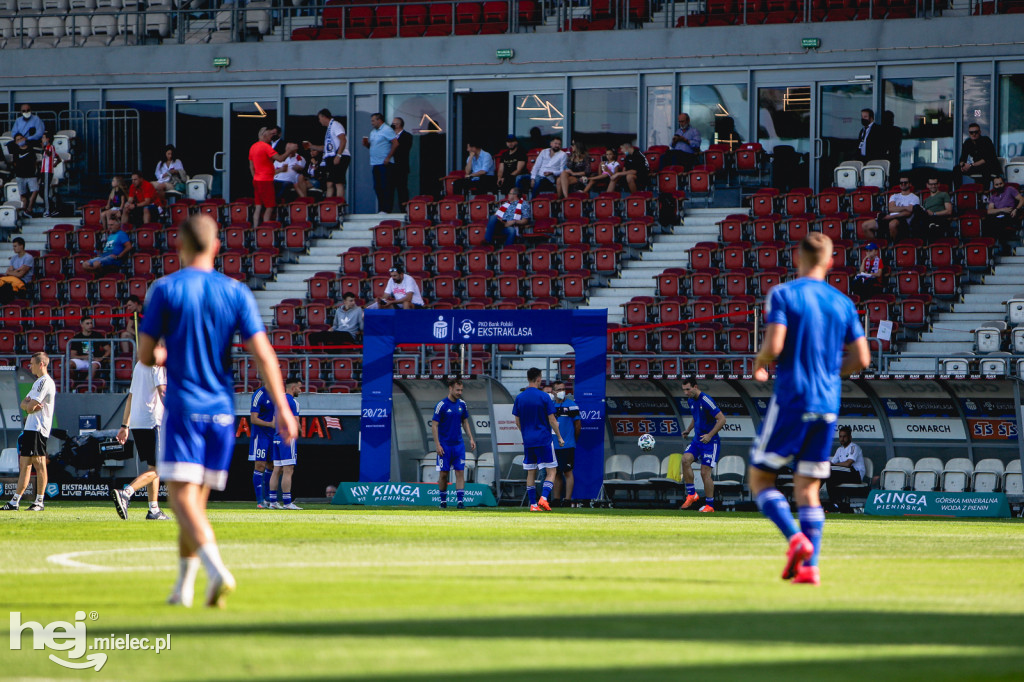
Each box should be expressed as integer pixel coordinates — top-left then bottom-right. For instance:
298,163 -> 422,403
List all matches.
360,309 -> 608,499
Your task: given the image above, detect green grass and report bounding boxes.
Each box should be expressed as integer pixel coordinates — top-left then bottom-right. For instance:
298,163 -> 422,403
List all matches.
2,503 -> 1024,681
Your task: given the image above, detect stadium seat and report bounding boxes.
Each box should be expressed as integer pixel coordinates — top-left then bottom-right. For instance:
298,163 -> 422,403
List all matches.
881,456 -> 914,490
941,458 -> 974,493
911,457 -> 943,491
1003,460 -> 1022,496
972,459 -> 1004,493
655,268 -> 687,297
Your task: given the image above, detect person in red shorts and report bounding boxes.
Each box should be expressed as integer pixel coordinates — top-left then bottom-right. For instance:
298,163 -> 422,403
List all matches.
249,127 -> 298,228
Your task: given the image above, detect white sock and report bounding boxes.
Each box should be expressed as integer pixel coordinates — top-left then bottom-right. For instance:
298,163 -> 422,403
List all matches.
34,494 -> 43,505
11,493 -> 21,505
149,502 -> 160,512
197,543 -> 228,579
124,485 -> 136,496
172,557 -> 199,607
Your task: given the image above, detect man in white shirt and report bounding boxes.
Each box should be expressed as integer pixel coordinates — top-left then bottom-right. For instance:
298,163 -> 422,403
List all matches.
273,151 -> 307,200
305,109 -> 350,199
378,265 -> 424,309
112,344 -> 170,521
861,175 -> 920,241
824,425 -> 866,513
4,352 -> 56,512
530,138 -> 567,198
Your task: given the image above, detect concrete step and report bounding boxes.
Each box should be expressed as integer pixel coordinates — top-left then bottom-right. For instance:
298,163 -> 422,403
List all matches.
904,341 -> 974,353
951,303 -> 1008,314
918,330 -> 975,342
934,312 -> 1006,323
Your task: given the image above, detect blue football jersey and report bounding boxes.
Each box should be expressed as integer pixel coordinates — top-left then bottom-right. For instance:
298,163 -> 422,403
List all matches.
432,397 -> 468,445
250,386 -> 275,436
513,387 -> 556,448
764,278 -> 864,414
140,267 -> 265,416
553,398 -> 581,449
688,392 -> 722,441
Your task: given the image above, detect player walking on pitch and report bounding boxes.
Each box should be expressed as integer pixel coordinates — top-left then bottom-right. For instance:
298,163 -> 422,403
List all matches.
513,368 -> 564,512
249,383 -> 276,508
432,377 -> 476,509
679,376 -> 727,513
3,352 -> 55,512
267,377 -> 303,510
139,214 -> 297,608
749,233 -> 870,586
111,345 -> 171,520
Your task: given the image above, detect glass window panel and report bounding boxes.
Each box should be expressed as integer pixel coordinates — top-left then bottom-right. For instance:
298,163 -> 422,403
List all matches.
757,86 -> 810,154
998,74 -> 1024,159
286,96 -> 348,154
571,88 -> 638,150
883,76 -> 955,173
107,99 -> 167,183
680,84 -> 749,151
513,93 -> 564,148
646,85 -> 672,149
962,75 -> 991,141
385,92 -> 448,199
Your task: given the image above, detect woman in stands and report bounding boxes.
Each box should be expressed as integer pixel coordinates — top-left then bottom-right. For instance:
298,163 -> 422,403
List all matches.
557,139 -> 590,199
153,144 -> 187,202
101,176 -> 129,225
583,148 -> 619,195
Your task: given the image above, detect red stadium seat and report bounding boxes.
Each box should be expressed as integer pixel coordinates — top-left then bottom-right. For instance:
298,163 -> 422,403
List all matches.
655,268 -> 687,297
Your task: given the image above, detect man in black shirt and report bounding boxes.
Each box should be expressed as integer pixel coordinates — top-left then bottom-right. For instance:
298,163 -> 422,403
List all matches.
954,123 -> 1000,188
68,315 -> 112,376
608,141 -> 649,193
7,134 -> 39,220
497,135 -> 529,194
390,117 -> 414,209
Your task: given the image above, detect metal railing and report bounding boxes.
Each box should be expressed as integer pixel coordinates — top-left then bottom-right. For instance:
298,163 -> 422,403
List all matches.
61,337 -> 136,394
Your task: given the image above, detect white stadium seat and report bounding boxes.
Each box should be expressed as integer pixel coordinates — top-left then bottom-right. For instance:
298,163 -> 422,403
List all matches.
912,457 -> 943,492
631,454 -> 660,481
941,458 -> 974,493
475,452 -> 495,487
975,321 -> 1005,354
972,459 -> 1004,493
603,454 -> 632,482
1004,460 -> 1022,496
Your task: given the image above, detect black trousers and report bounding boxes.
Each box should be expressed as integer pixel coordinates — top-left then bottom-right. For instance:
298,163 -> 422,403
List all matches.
824,468 -> 863,508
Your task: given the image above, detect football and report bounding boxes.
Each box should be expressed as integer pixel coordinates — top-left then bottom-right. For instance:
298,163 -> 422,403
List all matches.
637,433 -> 656,451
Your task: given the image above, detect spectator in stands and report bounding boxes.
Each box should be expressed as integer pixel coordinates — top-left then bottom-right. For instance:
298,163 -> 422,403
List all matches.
663,112 -> 701,171
391,117 -> 413,209
882,110 -> 902,181
38,132 -> 59,218
557,140 -> 590,199
153,144 -> 186,203
11,104 -> 44,143
861,175 -> 919,241
311,292 -> 363,347
528,126 -> 546,152
453,141 -> 496,196
305,148 -> 324,193
913,177 -> 953,241
497,134 -> 529,195
7,134 -> 39,220
608,141 -> 649,194
364,113 -> 398,214
273,146 -> 307,200
83,215 -> 132,273
268,125 -> 283,151
583,148 -> 619,194
856,108 -> 885,163
984,175 -> 1024,247
484,188 -> 532,247
122,171 -> 162,227
824,425 -> 865,513
306,109 -> 350,199
850,242 -> 883,300
69,315 -> 110,374
119,294 -> 143,356
377,265 -> 424,310
101,176 -> 128,226
250,127 -> 299,228
0,237 -> 33,302
954,123 -> 999,189
530,137 -> 566,197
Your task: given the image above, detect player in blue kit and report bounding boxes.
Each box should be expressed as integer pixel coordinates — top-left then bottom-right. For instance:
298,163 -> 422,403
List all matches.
679,377 -> 728,512
268,377 -> 303,510
248,384 -> 275,508
749,233 -> 870,586
512,368 -> 564,512
139,214 -> 297,608
431,377 -> 476,509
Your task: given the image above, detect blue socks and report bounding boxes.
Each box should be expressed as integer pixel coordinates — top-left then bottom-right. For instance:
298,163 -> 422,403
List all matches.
685,484 -> 696,496
439,490 -> 447,503
798,506 -> 825,567
253,471 -> 264,504
283,491 -> 292,506
268,490 -> 278,504
704,496 -> 714,509
262,470 -> 272,497
456,490 -> 464,504
527,486 -> 537,506
756,488 -> 799,539
541,480 -> 553,501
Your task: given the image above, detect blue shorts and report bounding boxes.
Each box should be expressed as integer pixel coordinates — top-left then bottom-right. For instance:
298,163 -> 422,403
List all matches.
436,442 -> 465,472
749,396 -> 836,479
158,410 -> 235,491
88,254 -> 121,268
685,438 -> 720,467
522,444 -> 557,470
248,430 -> 273,462
272,436 -> 297,466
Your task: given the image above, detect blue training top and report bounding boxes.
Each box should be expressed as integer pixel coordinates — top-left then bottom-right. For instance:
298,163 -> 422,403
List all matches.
688,392 -> 722,442
250,386 -> 275,437
553,398 -> 581,449
513,387 -> 556,448
764,277 -> 865,414
140,267 -> 265,416
432,396 -> 469,446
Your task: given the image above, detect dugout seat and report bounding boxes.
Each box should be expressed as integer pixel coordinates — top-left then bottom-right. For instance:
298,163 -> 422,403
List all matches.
911,457 -> 943,492
881,456 -> 914,490
941,458 -> 974,493
972,459 -> 1004,493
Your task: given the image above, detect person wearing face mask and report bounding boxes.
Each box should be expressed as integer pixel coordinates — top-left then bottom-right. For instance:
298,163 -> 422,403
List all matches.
11,105 -> 44,143
6,134 -> 40,219
856,108 -> 885,164
551,380 -> 582,507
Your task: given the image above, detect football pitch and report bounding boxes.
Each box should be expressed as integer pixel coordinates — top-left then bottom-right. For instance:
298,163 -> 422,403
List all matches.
3,503 -> 1023,681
